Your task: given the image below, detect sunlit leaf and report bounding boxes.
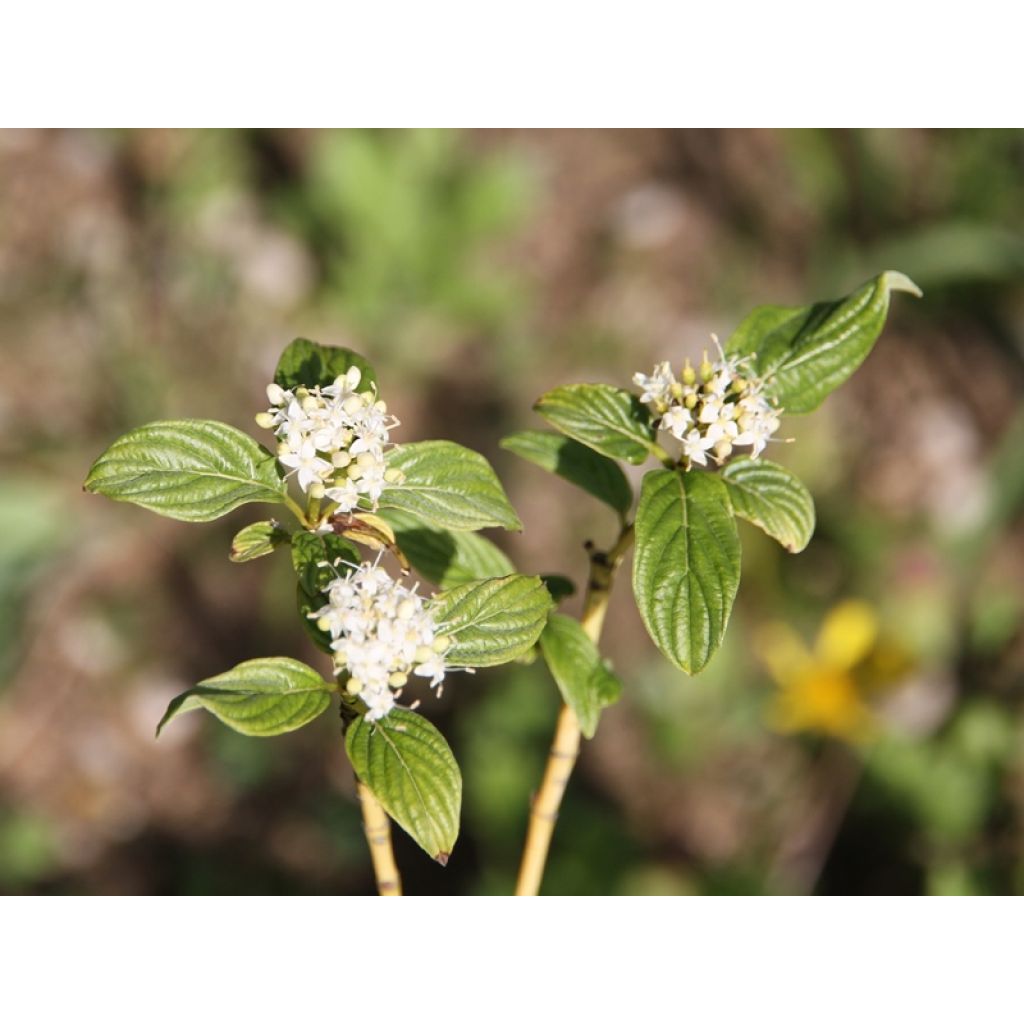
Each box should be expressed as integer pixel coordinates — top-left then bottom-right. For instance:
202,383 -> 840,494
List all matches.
85,420 -> 285,522
534,384 -> 658,465
432,575 -> 553,667
157,658 -> 334,737
346,708 -> 461,862
722,458 -> 815,553
726,270 -> 921,413
633,469 -> 741,674
381,441 -> 521,531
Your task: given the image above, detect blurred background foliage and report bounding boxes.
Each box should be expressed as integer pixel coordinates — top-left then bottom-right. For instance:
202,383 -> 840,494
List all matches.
1,128 -> 1022,895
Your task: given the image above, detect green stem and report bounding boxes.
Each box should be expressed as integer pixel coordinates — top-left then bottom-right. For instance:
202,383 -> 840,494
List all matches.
282,492 -> 310,528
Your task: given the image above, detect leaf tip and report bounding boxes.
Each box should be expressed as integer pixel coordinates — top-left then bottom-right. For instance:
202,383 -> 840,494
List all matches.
882,270 -> 923,299
434,851 -> 450,867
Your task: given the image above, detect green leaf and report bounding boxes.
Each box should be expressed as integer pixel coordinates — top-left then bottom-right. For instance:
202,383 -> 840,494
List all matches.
431,575 -> 554,667
501,429 -> 633,517
346,708 -> 461,862
539,614 -> 623,739
230,520 -> 288,562
721,457 -> 816,553
292,531 -> 361,653
534,384 -> 657,465
157,657 -> 334,737
292,530 -> 360,597
379,509 -> 514,588
381,441 -> 522,531
84,420 -> 286,523
726,270 -> 921,414
541,574 -> 576,602
632,469 -> 741,674
273,337 -> 377,392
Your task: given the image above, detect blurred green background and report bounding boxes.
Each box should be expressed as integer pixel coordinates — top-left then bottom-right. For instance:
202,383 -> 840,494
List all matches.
1,128 -> 1022,895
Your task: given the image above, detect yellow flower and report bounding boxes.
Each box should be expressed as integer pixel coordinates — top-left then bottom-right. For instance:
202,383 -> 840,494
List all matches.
756,600 -> 910,743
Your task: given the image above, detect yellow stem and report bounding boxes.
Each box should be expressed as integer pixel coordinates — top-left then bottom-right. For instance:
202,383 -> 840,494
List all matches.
514,523 -> 634,896
358,782 -> 402,896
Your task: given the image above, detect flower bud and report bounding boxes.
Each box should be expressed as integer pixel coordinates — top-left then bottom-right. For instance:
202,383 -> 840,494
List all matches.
700,351 -> 713,382
384,468 -> 404,484
301,395 -> 319,413
345,678 -> 362,696
356,452 -> 376,469
332,451 -> 352,468
433,635 -> 451,653
414,645 -> 435,664
308,482 -> 326,500
254,412 -> 275,429
681,359 -> 697,386
388,672 -> 408,688
266,383 -> 286,405
684,393 -> 698,410
342,396 -> 363,417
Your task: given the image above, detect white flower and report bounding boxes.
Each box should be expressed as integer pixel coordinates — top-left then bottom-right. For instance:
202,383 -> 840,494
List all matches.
257,370 -> 401,511
660,405 -> 692,440
325,478 -> 361,513
632,345 -> 782,470
322,366 -> 363,401
278,439 -> 332,492
632,361 -> 676,406
312,559 -> 448,722
681,429 -> 715,466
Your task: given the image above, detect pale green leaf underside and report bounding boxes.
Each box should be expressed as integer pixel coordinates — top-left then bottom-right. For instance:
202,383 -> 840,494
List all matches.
534,384 -> 657,465
230,520 -> 288,562
379,509 -> 514,588
431,574 -> 554,667
539,613 -> 623,739
346,708 -> 462,861
500,429 -> 633,516
274,337 -> 377,392
84,419 -> 285,522
157,657 -> 334,737
380,441 -> 522,531
721,457 -> 816,553
726,270 -> 921,414
632,470 -> 741,674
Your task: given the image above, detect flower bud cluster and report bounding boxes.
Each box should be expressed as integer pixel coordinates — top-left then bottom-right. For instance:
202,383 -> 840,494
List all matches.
257,367 -> 401,512
632,347 -> 781,467
312,560 -> 450,721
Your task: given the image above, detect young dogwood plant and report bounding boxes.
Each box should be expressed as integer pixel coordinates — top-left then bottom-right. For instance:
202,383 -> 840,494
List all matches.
505,271 -> 920,894
84,337 -> 552,889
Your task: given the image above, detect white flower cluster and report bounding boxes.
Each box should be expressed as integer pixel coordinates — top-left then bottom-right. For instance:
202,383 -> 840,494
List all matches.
633,345 -> 781,467
256,367 -> 401,512
312,560 -> 450,721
